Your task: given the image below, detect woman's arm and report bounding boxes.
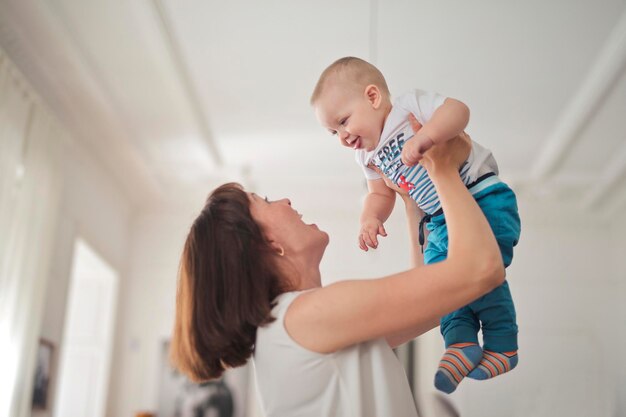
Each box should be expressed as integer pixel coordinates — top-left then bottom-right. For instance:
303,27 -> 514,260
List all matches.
401,193 -> 426,268
366,144 -> 435,348
286,135 -> 504,354
385,196 -> 437,348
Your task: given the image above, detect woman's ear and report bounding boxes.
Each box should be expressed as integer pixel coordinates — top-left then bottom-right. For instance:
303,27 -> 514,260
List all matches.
268,241 -> 285,257
364,84 -> 382,109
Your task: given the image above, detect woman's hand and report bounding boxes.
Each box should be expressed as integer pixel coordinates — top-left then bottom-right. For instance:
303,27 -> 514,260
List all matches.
409,113 -> 471,175
369,164 -> 410,201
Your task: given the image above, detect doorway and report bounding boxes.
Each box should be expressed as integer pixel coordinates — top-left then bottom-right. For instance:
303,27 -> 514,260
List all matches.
53,239 -> 118,417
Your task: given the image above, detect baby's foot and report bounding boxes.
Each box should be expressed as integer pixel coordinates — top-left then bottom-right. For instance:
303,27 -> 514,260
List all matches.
467,350 -> 518,380
434,343 -> 482,393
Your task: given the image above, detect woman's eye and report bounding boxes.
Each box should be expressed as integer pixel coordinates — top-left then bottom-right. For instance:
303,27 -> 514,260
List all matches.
264,196 -> 269,202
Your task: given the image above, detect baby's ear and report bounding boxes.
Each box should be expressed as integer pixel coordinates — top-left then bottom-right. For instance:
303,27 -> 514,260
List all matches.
364,84 -> 382,108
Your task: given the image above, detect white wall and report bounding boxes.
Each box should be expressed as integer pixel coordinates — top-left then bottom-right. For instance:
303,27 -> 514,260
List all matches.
424,199 -> 625,417
110,187 -> 626,417
610,219 -> 626,416
34,120 -> 132,417
107,208 -> 192,417
0,47 -> 131,417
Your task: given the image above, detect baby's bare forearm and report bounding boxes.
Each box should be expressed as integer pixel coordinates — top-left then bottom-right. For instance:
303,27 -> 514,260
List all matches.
361,192 -> 395,223
420,99 -> 469,144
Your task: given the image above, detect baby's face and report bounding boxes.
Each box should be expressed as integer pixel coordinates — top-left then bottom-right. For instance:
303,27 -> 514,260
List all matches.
314,84 -> 386,152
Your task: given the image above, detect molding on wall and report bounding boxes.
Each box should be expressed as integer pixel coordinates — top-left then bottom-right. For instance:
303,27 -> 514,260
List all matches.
531,10 -> 626,182
151,0 -> 222,166
0,1 -> 162,208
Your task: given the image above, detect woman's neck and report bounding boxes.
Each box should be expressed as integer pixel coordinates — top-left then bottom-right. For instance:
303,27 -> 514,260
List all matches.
277,256 -> 322,291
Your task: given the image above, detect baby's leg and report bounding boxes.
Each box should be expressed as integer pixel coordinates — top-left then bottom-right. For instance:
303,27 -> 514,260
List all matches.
425,233 -> 482,394
467,281 -> 519,380
468,182 -> 521,380
435,306 -> 483,393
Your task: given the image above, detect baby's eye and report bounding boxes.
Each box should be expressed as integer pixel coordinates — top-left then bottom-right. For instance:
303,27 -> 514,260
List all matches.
329,130 -> 337,136
339,117 -> 348,126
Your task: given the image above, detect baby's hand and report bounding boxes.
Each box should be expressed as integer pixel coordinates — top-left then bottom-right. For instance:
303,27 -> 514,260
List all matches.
401,114 -> 433,167
359,217 -> 387,251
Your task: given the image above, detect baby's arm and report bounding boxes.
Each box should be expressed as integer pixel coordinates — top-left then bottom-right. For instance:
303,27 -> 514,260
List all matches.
401,99 -> 470,166
359,179 -> 396,251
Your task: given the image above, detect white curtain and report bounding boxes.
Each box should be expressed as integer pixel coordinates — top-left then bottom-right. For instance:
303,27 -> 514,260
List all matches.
0,48 -> 63,417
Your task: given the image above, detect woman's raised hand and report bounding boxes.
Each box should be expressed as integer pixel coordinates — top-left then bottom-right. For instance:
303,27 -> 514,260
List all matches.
408,113 -> 471,175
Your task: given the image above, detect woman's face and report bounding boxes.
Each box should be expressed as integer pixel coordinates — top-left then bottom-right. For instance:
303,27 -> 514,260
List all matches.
248,193 -> 329,257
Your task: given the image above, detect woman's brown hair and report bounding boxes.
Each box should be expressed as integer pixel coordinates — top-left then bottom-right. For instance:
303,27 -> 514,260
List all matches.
170,183 -> 286,381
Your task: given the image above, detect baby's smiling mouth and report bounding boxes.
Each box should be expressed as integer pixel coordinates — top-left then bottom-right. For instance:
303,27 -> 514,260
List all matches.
348,136 -> 361,149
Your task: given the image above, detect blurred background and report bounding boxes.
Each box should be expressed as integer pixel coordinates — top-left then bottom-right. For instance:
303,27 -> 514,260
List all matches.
1,0 -> 625,416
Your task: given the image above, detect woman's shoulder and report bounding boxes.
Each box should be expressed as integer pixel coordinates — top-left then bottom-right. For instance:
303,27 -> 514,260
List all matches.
255,289 -> 326,357
274,288 -> 315,313
274,288 -> 322,334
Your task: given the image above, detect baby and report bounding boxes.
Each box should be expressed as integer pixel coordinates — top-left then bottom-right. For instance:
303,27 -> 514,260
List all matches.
311,57 -> 521,393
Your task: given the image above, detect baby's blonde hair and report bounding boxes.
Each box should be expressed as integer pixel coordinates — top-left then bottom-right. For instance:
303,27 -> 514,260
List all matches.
310,57 -> 391,105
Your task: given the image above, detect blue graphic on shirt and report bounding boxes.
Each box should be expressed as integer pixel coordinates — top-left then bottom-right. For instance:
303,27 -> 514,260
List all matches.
369,123 -> 470,214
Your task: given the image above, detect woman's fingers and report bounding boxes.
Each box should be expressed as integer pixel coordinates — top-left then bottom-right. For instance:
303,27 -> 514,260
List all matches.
421,134 -> 471,172
409,113 -> 423,133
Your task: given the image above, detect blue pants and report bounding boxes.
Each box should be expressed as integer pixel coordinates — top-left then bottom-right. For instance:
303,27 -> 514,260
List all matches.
424,180 -> 520,352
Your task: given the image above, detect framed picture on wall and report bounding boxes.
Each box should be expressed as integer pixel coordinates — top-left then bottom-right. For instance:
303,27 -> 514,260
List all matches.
157,339 -> 250,417
32,338 -> 54,410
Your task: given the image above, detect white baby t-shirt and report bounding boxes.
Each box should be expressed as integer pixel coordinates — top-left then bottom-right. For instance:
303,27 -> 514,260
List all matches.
355,89 -> 498,214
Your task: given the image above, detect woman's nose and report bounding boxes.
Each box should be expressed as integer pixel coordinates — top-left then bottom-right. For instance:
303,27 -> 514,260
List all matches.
279,198 -> 291,206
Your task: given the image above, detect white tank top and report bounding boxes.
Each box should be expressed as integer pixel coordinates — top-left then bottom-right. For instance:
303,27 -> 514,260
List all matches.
253,290 -> 419,417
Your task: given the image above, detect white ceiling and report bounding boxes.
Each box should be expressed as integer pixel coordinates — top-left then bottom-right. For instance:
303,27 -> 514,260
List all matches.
1,0 -> 625,215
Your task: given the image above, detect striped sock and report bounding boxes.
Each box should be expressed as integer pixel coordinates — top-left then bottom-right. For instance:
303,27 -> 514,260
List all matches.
434,342 -> 482,394
467,350 -> 518,380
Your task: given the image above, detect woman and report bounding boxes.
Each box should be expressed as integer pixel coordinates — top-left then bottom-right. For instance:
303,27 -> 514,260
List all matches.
170,132 -> 504,417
